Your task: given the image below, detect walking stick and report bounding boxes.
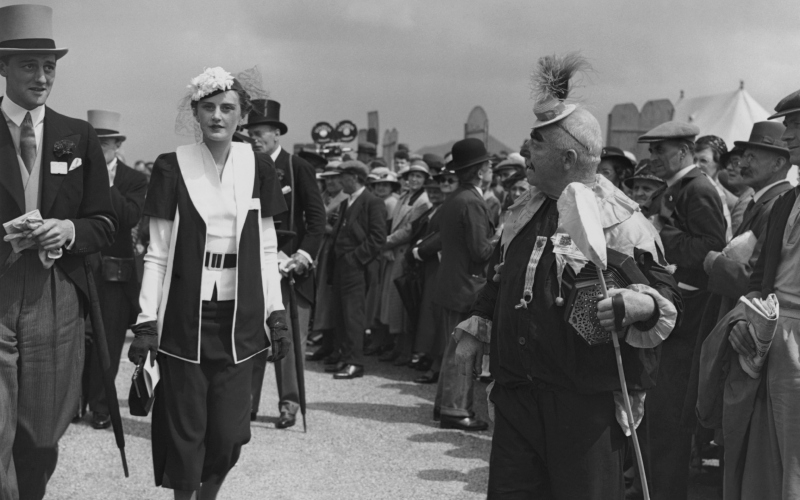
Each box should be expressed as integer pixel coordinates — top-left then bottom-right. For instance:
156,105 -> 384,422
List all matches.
84,259 -> 129,477
287,271 -> 307,433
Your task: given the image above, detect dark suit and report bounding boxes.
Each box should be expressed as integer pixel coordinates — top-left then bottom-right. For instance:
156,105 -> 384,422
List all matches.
331,188 -> 387,366
645,166 -> 727,500
86,161 -> 148,416
0,100 -> 116,500
407,206 -> 444,358
251,148 -> 326,415
749,186 -> 800,296
431,184 -> 494,418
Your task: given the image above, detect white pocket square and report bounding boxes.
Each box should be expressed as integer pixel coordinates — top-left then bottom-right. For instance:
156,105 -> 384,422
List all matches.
68,158 -> 82,171
249,198 -> 261,210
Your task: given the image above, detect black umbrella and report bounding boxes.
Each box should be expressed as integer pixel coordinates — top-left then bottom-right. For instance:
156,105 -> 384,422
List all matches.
84,259 -> 129,477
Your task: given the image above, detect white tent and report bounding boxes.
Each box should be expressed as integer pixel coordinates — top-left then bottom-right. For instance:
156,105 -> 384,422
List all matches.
673,85 -> 770,147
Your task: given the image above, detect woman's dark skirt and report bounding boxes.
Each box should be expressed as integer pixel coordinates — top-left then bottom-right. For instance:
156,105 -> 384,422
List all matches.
152,300 -> 254,491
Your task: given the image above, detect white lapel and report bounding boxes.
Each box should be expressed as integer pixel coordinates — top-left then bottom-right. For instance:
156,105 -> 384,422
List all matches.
231,142 -> 255,245
176,143 -> 216,223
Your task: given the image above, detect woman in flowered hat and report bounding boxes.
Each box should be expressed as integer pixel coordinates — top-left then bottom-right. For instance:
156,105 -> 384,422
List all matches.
128,67 -> 288,499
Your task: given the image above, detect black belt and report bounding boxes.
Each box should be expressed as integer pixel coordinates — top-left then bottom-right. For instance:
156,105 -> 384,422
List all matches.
204,252 -> 237,270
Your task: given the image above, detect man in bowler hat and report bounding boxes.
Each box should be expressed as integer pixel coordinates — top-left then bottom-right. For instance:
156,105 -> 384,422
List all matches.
246,99 -> 326,428
0,5 -> 117,499
83,110 -> 148,430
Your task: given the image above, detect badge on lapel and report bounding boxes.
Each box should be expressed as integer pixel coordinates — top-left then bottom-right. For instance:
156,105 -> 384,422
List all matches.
50,161 -> 68,175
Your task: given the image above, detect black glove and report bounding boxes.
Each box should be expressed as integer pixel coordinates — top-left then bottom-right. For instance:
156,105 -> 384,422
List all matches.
128,321 -> 159,366
266,310 -> 291,362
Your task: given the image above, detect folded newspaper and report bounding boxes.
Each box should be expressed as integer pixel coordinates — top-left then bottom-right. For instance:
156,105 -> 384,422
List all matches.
2,209 -> 63,268
738,293 -> 780,379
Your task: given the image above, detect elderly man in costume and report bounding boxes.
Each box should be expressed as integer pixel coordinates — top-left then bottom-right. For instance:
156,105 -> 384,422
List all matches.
83,110 -> 148,430
633,119 -> 727,500
245,99 -> 326,429
0,6 -> 117,499
454,53 -> 681,499
698,90 -> 800,500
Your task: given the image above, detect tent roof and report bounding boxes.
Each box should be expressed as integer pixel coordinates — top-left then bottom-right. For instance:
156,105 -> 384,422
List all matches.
673,87 -> 770,147
415,134 -> 514,158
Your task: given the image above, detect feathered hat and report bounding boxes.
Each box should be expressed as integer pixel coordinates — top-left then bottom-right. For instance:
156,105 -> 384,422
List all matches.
530,52 -> 591,130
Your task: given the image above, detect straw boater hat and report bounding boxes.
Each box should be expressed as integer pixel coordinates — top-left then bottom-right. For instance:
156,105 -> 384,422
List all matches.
0,5 -> 68,60
87,110 -> 126,142
244,99 -> 288,135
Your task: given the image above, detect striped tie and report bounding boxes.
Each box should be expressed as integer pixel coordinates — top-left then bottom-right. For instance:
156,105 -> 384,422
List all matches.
20,112 -> 36,174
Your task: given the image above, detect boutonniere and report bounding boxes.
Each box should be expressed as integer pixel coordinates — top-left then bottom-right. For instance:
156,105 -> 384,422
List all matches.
53,139 -> 76,158
276,168 -> 285,181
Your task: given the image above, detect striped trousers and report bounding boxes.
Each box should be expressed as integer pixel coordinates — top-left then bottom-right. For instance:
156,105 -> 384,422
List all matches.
0,252 -> 84,500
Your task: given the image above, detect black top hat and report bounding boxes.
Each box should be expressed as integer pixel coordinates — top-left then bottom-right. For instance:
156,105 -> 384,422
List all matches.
449,138 -> 492,171
734,121 -> 790,159
244,99 -> 288,135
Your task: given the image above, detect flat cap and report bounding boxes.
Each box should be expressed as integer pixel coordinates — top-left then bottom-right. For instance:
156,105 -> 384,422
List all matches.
769,89 -> 800,120
358,141 -> 377,154
339,160 -> 369,179
638,121 -> 700,144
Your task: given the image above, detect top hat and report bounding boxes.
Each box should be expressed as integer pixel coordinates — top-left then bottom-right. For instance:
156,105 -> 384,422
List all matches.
734,121 -> 790,159
769,89 -> 800,120
449,138 -> 492,171
87,110 -> 126,141
0,5 -> 68,60
244,99 -> 288,135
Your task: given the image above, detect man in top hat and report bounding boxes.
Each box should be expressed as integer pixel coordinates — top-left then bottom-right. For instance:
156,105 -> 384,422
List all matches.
0,5 -> 117,499
634,120 -> 727,499
703,93 -> 800,499
428,137 -> 496,431
83,110 -> 148,430
327,160 -> 387,379
245,99 -> 326,429
453,53 -> 681,498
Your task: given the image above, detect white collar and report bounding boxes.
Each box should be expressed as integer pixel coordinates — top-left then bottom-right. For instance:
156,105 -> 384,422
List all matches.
1,96 -> 45,127
270,144 -> 282,162
349,185 -> 366,203
665,165 -> 696,187
752,178 -> 791,203
471,184 -> 483,197
107,157 -> 118,171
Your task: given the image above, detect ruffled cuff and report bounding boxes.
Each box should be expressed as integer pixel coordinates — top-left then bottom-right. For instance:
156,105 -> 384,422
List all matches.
453,315 -> 492,344
614,390 -> 646,437
624,284 -> 677,348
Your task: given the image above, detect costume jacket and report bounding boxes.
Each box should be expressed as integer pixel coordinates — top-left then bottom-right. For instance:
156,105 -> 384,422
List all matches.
272,148 -> 326,303
649,166 -> 727,290
0,99 -> 117,293
137,143 -> 286,364
431,185 -> 495,313
468,176 -> 681,394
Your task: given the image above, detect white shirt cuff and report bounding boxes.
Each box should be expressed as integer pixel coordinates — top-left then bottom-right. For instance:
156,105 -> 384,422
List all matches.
64,220 -> 76,250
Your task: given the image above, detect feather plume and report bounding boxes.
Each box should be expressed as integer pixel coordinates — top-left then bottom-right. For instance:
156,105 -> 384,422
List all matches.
531,52 -> 591,104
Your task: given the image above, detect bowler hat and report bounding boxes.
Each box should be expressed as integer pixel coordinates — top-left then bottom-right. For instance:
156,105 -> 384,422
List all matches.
638,121 -> 700,144
244,99 -> 288,135
769,89 -> 800,120
734,121 -> 790,159
339,160 -> 370,180
449,138 -> 492,171
87,110 -> 126,141
0,5 -> 68,60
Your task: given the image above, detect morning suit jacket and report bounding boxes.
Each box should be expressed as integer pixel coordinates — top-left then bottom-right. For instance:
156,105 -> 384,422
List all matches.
749,186 -> 800,296
651,167 -> 727,289
332,188 -> 387,266
272,148 -> 326,303
707,180 -> 793,300
0,99 -> 116,296
431,184 -> 494,313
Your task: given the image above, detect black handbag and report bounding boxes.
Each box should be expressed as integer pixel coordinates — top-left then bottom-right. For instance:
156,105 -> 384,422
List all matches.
128,362 -> 156,416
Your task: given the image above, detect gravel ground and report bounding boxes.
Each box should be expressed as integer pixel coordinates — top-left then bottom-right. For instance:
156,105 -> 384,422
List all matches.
47,337 -> 492,499
46,336 -> 719,499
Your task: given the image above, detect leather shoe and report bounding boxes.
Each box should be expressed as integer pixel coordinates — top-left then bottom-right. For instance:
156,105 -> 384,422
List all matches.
275,411 -> 296,429
414,371 -> 439,384
440,415 -> 488,431
91,412 -> 111,430
307,347 -> 332,362
364,344 -> 388,356
325,361 -> 346,373
333,364 -> 364,379
378,350 -> 399,362
323,352 -> 342,365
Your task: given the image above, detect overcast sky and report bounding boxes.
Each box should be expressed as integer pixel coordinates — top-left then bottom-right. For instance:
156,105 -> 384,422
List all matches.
10,0 -> 800,163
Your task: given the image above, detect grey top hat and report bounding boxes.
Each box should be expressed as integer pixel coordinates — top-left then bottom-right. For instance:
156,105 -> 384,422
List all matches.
0,5 -> 68,60
88,110 -> 126,141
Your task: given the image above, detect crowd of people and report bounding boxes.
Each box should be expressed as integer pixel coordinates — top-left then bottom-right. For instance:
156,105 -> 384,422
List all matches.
1,5 -> 800,500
